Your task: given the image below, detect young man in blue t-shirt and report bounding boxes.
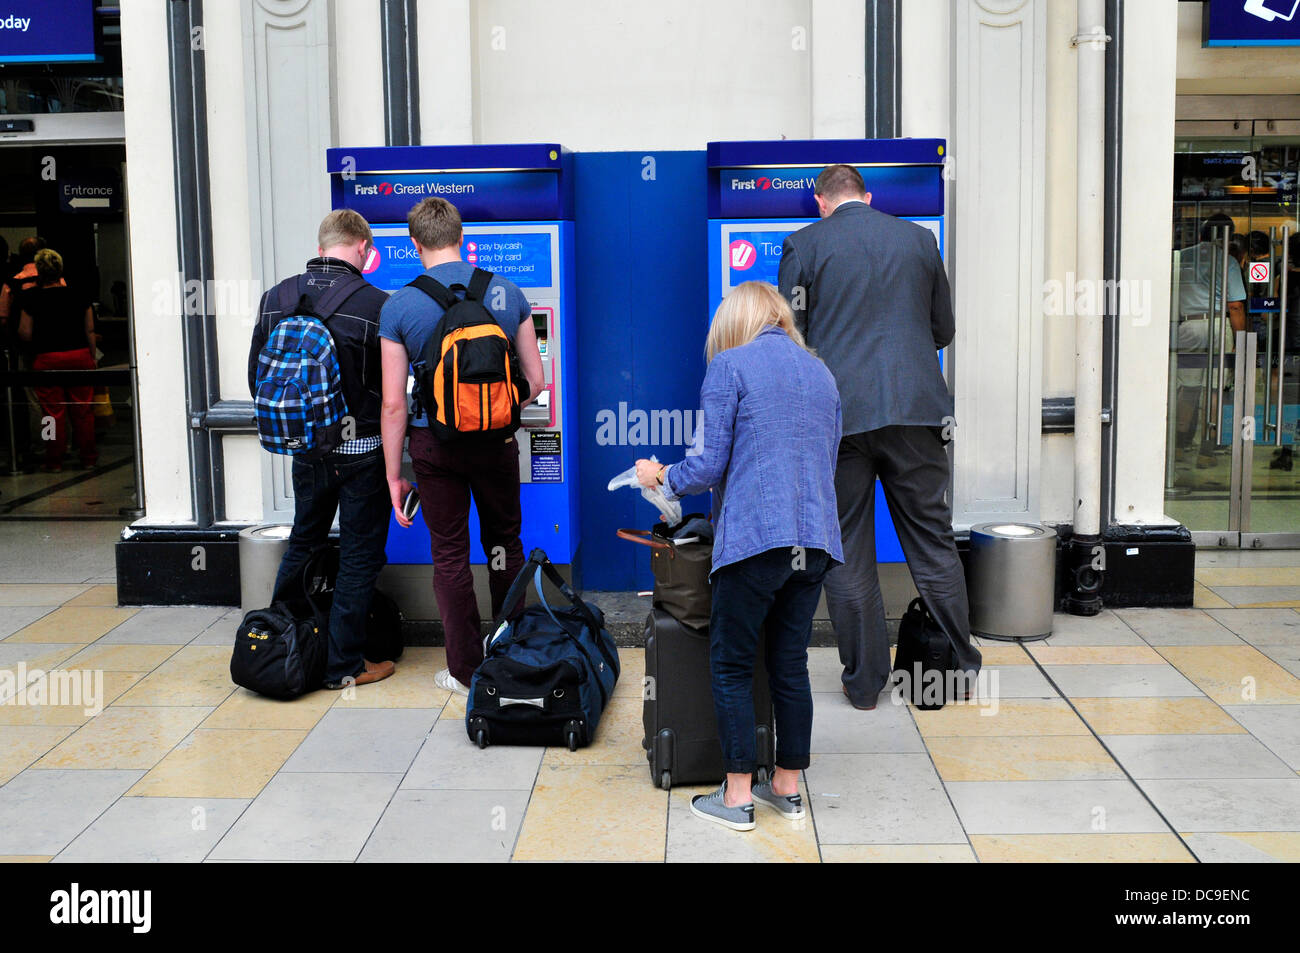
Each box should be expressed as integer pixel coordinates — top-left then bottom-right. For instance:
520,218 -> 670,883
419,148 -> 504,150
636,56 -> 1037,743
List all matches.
379,197 -> 545,695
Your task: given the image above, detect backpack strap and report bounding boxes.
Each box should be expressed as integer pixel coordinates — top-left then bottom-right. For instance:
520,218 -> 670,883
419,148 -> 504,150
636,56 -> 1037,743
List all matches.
272,273 -> 364,323
311,273 -> 366,320
408,274 -> 460,312
465,268 -> 493,303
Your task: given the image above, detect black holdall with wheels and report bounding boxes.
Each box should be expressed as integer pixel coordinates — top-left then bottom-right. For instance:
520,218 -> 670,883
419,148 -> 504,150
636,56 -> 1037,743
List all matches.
641,608 -> 775,791
467,549 -> 619,751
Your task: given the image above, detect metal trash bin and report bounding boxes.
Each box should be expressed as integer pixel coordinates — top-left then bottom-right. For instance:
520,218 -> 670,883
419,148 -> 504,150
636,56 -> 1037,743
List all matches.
238,524 -> 293,615
968,522 -> 1057,641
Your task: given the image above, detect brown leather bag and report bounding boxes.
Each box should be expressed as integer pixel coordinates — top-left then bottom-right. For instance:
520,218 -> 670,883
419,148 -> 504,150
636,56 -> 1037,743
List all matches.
616,520 -> 712,631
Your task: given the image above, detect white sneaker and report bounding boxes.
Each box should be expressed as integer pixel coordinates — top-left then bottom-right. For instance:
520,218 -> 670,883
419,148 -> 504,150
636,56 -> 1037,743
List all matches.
435,668 -> 469,696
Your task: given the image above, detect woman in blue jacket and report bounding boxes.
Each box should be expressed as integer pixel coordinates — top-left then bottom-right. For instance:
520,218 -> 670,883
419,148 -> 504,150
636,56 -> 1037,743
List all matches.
635,280 -> 843,832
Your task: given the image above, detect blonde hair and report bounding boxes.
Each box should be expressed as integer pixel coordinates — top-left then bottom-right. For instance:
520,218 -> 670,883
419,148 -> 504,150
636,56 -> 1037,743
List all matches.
317,209 -> 373,250
407,197 -> 462,250
34,248 -> 63,282
705,281 -> 810,362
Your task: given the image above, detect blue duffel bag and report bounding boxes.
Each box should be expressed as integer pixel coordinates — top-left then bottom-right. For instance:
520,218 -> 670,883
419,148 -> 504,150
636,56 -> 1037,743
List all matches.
467,549 -> 619,751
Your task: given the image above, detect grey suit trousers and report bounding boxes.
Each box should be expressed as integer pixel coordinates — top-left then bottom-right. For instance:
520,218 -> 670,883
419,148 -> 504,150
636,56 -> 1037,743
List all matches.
825,425 -> 982,706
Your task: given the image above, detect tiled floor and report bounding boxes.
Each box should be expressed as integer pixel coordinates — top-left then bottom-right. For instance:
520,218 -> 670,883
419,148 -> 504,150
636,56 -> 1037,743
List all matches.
1,548 -> 1299,862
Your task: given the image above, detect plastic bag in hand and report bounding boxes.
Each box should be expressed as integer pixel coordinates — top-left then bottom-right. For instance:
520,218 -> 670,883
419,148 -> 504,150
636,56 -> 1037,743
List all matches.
607,455 -> 682,525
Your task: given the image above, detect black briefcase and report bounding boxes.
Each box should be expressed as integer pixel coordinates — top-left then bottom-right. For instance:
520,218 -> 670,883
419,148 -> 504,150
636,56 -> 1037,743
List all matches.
892,597 -> 956,711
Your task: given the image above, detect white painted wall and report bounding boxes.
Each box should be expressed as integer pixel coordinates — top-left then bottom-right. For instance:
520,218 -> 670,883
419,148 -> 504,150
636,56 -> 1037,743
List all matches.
1114,0 -> 1180,526
1038,0 -> 1080,526
121,0 -> 189,525
470,0 -> 817,150
417,0 -> 474,143
948,0 -> 1047,529
900,0 -> 949,141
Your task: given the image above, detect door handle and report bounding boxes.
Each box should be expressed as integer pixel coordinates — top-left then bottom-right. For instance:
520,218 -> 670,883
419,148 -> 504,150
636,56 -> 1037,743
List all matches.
1277,226 -> 1290,448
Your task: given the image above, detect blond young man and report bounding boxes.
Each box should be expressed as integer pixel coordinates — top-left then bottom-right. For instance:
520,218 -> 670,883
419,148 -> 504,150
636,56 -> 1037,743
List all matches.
248,209 -> 395,689
379,197 -> 544,695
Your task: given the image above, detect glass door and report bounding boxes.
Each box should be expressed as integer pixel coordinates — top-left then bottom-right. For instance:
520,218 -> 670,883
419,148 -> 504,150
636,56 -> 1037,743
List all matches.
1165,122 -> 1300,548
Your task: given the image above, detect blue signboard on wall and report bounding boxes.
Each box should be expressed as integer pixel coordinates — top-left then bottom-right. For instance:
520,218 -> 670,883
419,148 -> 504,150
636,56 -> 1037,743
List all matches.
1205,0 -> 1300,46
0,0 -> 97,64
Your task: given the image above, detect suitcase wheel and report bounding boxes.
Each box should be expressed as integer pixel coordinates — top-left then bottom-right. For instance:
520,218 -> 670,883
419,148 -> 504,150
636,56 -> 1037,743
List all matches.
660,770 -> 671,791
756,766 -> 770,784
475,727 -> 488,750
564,719 -> 581,752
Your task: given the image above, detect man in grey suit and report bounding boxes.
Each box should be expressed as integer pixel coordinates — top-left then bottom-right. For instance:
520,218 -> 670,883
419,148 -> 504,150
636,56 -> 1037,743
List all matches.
778,164 -> 981,710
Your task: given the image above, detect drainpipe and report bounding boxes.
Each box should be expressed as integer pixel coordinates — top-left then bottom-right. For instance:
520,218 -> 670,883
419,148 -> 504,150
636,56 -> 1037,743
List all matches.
1067,0 -> 1110,615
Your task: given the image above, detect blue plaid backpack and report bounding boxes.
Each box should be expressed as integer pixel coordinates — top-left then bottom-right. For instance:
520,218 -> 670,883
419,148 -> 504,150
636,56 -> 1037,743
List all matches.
253,275 -> 362,457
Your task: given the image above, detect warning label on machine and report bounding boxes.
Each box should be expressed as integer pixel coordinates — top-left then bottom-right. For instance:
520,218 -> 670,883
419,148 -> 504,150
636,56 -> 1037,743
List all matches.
530,430 -> 562,482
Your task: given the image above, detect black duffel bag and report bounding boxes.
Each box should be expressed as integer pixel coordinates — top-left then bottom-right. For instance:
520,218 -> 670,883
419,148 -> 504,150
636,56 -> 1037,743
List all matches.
230,550 -> 330,700
293,546 -> 405,663
616,514 -> 713,630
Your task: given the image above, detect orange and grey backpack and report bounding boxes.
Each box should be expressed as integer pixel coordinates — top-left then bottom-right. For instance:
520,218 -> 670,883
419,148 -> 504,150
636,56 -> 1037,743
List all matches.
409,268 -> 529,442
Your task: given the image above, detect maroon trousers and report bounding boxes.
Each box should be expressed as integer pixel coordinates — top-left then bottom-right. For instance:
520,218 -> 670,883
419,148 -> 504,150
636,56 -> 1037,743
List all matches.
409,426 -> 526,684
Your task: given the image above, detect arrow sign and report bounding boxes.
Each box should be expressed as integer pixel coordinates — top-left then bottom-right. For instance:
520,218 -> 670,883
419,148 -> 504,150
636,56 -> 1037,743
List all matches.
67,197 -> 111,209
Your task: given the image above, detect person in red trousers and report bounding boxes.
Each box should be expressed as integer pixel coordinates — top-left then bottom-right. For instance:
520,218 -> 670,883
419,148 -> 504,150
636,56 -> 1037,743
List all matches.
17,248 -> 97,472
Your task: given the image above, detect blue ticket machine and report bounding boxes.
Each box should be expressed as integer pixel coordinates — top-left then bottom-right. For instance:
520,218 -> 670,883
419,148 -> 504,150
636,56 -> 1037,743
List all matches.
707,139 -> 947,562
325,144 -> 580,583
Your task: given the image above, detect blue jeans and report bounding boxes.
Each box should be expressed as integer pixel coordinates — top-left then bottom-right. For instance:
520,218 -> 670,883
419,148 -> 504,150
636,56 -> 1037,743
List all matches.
273,448 -> 390,684
709,546 -> 832,774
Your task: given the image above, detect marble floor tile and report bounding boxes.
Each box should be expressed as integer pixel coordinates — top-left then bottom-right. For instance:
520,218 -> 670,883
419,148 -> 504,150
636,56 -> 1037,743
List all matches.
926,734 -> 1123,782
911,698 -> 1090,738
1071,697 -> 1246,735
819,844 -> 977,863
403,719 -> 543,790
1221,704 -> 1300,769
0,724 -> 75,784
512,764 -> 667,862
1156,645 -> 1300,705
1181,831 -> 1300,863
1102,733 -> 1296,780
111,645 -> 238,707
54,797 -> 250,863
127,728 -> 308,798
1114,609 -> 1241,646
280,707 -> 437,774
208,772 -> 402,861
945,779 -> 1168,834
804,753 -> 967,845
969,832 -> 1194,862
3,606 -> 138,644
358,789 -> 529,862
35,705 -> 211,770
0,768 -> 145,855
1041,664 -> 1203,698
1138,778 -> 1300,832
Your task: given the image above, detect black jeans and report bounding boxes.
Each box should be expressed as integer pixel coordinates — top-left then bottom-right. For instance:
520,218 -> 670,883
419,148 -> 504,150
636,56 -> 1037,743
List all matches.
709,546 -> 832,775
273,448 -> 390,683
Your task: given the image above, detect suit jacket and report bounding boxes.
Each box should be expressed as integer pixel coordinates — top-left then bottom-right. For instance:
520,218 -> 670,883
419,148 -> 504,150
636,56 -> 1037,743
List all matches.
778,201 -> 955,436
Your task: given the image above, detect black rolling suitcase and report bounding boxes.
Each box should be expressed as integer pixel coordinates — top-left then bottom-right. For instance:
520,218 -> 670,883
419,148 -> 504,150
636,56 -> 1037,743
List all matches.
642,608 -> 774,790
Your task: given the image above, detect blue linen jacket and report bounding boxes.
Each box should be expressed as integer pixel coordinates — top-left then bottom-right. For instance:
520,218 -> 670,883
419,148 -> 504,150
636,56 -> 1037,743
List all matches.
663,326 -> 844,574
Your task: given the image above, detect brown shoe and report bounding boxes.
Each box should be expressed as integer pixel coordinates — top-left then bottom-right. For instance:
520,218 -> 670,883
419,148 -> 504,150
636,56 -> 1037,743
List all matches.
842,684 -> 876,711
326,659 -> 395,689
